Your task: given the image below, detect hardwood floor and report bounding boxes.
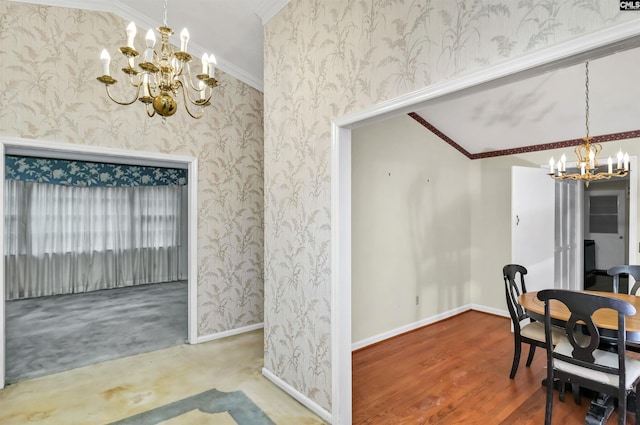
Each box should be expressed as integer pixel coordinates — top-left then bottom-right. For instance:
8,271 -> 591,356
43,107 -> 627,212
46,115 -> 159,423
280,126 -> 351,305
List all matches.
352,310 -> 637,424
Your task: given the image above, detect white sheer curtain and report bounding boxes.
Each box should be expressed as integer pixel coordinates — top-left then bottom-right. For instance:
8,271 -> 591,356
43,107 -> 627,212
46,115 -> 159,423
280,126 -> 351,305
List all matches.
5,180 -> 183,300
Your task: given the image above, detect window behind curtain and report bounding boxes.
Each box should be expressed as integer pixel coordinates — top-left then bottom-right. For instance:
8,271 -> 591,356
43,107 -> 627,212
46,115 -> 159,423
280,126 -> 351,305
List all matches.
5,180 -> 184,299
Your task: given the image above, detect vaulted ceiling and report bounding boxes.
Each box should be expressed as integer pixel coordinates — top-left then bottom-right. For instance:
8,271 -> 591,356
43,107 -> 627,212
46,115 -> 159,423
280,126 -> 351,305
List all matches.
411,44 -> 640,158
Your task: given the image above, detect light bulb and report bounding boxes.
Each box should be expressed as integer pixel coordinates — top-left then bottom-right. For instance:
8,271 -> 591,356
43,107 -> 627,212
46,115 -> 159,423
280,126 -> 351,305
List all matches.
618,149 -> 624,170
201,53 -> 208,74
100,49 -> 111,76
145,30 -> 156,62
180,28 -> 189,52
145,29 -> 156,49
126,22 -> 136,48
208,53 -> 216,78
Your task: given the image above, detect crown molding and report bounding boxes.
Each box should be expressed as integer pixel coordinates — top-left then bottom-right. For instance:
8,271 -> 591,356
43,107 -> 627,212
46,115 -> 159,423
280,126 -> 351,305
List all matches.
254,0 -> 290,25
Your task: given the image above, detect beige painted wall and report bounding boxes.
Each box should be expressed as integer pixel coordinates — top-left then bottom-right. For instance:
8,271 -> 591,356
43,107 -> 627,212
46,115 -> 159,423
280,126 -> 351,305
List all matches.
351,116 -> 640,345
469,138 -> 640,313
351,114 -> 471,343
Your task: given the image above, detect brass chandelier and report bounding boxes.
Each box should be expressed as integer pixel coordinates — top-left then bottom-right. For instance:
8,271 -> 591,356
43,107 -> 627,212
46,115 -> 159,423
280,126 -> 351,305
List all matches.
548,61 -> 628,186
96,0 -> 218,119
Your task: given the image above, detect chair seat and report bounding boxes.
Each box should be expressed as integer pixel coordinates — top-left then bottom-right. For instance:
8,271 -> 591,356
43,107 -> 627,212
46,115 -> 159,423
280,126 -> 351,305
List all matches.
521,321 -> 566,345
554,342 -> 640,388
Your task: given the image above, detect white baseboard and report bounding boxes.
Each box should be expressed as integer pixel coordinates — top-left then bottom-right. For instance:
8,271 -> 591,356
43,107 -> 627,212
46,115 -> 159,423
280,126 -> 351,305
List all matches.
351,305 -> 472,351
196,322 -> 264,344
262,367 -> 332,424
260,304 -> 508,423
471,304 -> 509,318
351,305 -> 510,351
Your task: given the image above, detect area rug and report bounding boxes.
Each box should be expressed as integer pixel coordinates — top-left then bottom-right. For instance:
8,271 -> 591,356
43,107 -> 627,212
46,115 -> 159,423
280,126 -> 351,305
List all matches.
107,388 -> 275,425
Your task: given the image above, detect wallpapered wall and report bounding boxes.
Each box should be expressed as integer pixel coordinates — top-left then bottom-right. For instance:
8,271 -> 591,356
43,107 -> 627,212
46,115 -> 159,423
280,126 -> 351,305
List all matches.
0,1 -> 264,336
263,0 -> 640,413
5,155 -> 187,186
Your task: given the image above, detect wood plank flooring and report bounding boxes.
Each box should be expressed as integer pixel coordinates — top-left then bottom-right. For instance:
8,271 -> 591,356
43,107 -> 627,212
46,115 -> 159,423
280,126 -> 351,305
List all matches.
352,310 -> 637,425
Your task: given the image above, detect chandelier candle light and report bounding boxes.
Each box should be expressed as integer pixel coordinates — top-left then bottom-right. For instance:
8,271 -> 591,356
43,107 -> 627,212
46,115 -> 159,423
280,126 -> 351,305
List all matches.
549,61 -> 628,186
96,0 -> 218,119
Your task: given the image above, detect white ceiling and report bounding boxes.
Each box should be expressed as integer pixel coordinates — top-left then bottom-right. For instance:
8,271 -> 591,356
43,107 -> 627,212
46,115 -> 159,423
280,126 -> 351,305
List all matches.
9,1 -> 640,155
413,45 -> 640,156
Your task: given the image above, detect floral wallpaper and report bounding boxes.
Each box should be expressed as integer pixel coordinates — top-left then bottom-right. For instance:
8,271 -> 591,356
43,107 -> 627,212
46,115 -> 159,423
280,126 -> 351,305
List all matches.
5,155 -> 187,187
0,1 -> 264,336
263,0 -> 640,413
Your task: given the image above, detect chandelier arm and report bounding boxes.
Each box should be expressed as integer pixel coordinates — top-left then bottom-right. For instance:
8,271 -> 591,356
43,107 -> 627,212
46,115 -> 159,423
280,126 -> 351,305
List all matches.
176,79 -> 213,107
126,75 -> 142,88
145,102 -> 155,118
182,102 -> 205,119
104,84 -> 140,106
177,82 -> 206,119
182,63 -> 203,92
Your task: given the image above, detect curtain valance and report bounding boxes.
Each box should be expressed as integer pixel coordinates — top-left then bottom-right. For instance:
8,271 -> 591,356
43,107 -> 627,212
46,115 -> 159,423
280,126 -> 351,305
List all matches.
5,155 -> 187,187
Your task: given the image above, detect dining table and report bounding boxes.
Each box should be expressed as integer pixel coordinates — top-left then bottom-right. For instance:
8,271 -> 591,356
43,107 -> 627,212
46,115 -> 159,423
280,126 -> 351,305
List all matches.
519,290 -> 640,425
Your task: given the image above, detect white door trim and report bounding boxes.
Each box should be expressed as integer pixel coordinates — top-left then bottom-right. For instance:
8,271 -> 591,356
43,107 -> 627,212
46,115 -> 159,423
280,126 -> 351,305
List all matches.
0,136 -> 199,389
629,156 -> 638,266
331,20 -> 640,425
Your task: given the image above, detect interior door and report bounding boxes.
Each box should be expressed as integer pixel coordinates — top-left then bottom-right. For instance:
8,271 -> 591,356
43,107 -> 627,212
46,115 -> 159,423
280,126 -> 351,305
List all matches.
585,189 -> 627,271
554,179 -> 583,290
511,166 -> 556,292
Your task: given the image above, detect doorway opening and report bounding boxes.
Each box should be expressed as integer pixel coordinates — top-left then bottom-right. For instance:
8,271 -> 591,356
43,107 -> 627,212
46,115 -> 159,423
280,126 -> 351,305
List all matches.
584,180 -> 631,291
331,23 -> 640,425
0,137 -> 199,389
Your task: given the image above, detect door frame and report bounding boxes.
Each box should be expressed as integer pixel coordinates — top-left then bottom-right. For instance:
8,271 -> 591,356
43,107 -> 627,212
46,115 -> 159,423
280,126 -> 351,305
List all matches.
0,136 -> 199,389
585,187 -> 629,271
331,21 -> 640,424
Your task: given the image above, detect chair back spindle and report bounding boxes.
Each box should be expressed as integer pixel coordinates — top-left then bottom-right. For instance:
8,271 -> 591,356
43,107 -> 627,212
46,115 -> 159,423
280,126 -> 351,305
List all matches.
607,265 -> 640,295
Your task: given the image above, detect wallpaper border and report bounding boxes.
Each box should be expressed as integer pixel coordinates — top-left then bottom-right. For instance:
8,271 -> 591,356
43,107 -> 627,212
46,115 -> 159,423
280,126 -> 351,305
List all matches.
408,112 -> 640,160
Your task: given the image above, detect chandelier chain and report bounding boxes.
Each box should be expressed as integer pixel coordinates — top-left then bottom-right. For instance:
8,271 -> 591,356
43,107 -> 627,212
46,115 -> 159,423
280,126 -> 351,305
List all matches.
585,61 -> 590,139
163,0 -> 168,27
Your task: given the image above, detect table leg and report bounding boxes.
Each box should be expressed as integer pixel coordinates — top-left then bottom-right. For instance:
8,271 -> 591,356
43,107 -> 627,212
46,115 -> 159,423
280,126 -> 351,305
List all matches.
585,394 -> 615,425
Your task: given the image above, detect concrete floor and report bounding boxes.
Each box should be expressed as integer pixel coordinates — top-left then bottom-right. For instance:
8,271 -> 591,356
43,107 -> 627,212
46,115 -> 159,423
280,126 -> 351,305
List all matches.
0,330 -> 326,425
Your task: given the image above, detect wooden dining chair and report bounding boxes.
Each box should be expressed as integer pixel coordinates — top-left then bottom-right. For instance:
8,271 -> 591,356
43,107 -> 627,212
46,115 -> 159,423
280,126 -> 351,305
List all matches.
538,289 -> 640,425
608,265 -> 640,295
608,266 -> 640,354
503,264 -> 565,379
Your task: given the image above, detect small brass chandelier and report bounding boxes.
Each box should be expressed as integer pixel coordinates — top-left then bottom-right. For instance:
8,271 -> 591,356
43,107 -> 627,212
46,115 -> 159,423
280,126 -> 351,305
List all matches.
549,61 -> 628,187
96,0 -> 218,119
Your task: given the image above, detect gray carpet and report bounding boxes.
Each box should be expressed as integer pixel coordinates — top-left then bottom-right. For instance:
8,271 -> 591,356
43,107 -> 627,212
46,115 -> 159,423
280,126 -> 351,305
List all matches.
5,281 -> 187,383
